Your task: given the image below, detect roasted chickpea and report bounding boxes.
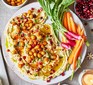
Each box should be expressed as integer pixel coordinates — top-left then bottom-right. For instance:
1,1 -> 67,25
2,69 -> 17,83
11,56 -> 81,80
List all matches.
38,48 -> 42,51
23,13 -> 27,17
37,53 -> 42,58
31,49 -> 36,53
18,63 -> 24,68
35,45 -> 40,49
29,40 -> 33,45
22,0 -> 25,3
11,1 -> 15,6
17,0 -> 21,2
51,55 -> 57,59
40,51 -> 45,55
33,52 -> 37,57
31,35 -> 37,40
30,55 -> 34,59
40,44 -> 44,48
28,10 -> 32,14
22,26 -> 26,30
11,49 -> 17,54
29,23 -> 33,28
27,44 -> 31,48
29,51 -> 33,56
29,15 -> 33,19
43,41 -> 47,46
44,57 -> 49,62
7,0 -> 11,2
38,35 -> 42,40
13,41 -> 18,46
25,23 -> 29,27
38,64 -> 43,69
26,56 -> 32,63
19,41 -> 25,47
26,48 -> 30,52
17,2 -> 22,6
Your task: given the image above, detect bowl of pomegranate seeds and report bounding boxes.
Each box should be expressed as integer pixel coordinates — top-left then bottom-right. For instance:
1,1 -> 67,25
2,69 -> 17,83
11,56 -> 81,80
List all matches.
75,0 -> 93,20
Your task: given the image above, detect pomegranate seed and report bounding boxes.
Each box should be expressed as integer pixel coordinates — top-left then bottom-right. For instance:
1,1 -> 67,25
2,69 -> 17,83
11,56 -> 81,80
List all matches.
19,58 -> 22,61
21,33 -> 24,37
47,79 -> 50,82
38,61 -> 42,65
38,9 -> 41,12
61,72 -> 65,76
31,8 -> 35,10
49,76 -> 53,79
75,0 -> 93,19
7,49 -> 10,52
31,44 -> 35,48
23,56 -> 26,60
27,70 -> 30,74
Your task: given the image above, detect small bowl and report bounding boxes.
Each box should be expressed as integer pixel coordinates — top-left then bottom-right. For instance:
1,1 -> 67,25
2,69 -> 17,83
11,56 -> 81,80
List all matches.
78,69 -> 93,85
74,2 -> 93,21
1,0 -> 28,9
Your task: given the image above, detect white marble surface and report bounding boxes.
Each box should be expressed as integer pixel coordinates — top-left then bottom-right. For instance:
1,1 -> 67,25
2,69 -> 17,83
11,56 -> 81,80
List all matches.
0,0 -> 93,85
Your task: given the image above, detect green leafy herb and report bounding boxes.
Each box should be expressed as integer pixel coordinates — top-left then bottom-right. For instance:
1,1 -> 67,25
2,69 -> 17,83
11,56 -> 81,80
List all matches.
70,71 -> 74,80
38,0 -> 75,43
77,59 -> 81,68
86,41 -> 90,47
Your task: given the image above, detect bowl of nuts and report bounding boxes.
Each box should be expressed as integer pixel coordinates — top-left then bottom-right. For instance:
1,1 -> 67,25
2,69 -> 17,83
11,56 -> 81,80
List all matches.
1,0 -> 28,9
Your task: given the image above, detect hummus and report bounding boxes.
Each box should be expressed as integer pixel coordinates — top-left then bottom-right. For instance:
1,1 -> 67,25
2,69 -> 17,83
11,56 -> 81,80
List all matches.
82,70 -> 93,85
5,8 -> 69,81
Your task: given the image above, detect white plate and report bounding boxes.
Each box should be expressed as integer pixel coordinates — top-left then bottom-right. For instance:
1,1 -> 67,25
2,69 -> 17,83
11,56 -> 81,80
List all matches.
1,2 -> 87,85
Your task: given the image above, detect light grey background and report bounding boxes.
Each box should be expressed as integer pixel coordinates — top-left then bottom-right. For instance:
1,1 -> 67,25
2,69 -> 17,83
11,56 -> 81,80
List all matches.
0,0 -> 93,85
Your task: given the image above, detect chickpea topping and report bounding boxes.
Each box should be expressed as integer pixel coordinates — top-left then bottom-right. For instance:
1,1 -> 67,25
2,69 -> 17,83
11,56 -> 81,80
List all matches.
43,41 -> 47,46
22,26 -> 26,30
11,1 -> 15,6
44,57 -> 49,62
7,0 -> 11,2
31,49 -> 36,53
51,55 -> 57,59
11,49 -> 17,54
31,35 -> 37,40
6,0 -> 25,6
40,51 -> 45,55
30,55 -> 34,59
13,41 -> 18,46
23,13 -> 27,16
29,51 -> 33,56
38,64 -> 43,69
35,45 -> 40,49
34,52 -> 37,57
38,35 -> 42,40
28,10 -> 32,15
29,23 -> 33,28
37,53 -> 42,58
38,48 -> 42,51
26,56 -> 32,63
25,23 -> 29,27
18,63 -> 24,68
19,41 -> 25,47
29,40 -> 33,45
29,15 -> 33,19
26,48 -> 30,52
11,22 -> 16,25
40,44 -> 44,48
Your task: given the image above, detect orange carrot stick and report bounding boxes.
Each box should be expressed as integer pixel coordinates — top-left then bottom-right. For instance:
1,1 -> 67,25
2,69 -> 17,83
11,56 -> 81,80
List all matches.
77,24 -> 81,35
68,40 -> 81,65
70,16 -> 76,33
67,12 -> 72,31
72,39 -> 84,70
63,12 -> 68,30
